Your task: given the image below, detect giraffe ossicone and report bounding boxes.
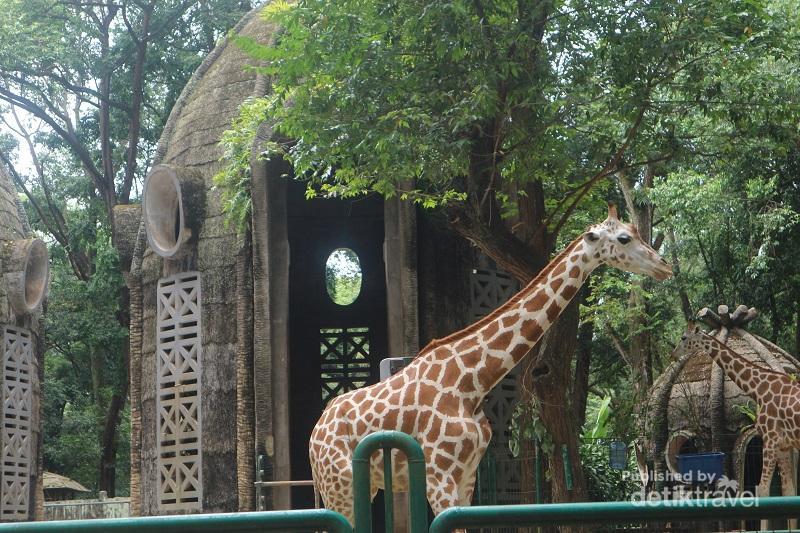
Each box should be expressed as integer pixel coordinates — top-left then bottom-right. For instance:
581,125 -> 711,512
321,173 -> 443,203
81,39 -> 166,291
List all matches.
675,323 -> 800,501
309,204 -> 672,525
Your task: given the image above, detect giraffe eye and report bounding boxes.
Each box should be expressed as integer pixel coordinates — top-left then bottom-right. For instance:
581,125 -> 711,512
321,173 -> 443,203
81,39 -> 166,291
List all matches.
617,234 -> 632,245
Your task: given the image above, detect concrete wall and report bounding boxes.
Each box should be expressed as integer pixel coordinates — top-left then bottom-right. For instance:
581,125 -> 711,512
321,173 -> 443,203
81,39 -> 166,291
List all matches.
45,498 -> 130,521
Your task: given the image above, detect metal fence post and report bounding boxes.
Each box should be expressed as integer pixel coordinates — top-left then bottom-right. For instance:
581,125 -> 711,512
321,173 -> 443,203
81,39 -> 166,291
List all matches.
352,431 -> 428,533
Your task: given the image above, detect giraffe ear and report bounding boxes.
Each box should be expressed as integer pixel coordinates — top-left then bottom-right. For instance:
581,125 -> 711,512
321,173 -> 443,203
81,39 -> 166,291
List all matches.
607,202 -> 619,220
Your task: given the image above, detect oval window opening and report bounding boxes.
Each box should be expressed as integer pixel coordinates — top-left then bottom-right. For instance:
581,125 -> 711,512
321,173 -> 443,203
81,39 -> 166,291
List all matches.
326,248 -> 362,306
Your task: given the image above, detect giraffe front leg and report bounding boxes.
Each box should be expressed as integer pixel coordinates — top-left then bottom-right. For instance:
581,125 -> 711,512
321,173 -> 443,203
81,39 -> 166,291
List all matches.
428,475 -> 468,533
777,451 -> 798,530
758,446 -> 778,532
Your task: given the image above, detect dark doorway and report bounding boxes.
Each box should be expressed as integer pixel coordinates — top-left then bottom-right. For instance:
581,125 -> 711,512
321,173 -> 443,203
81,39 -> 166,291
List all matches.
287,179 -> 388,510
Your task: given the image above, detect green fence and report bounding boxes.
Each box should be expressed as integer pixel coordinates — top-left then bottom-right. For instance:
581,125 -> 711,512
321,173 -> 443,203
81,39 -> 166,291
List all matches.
0,509 -> 352,532
5,431 -> 800,532
429,496 -> 800,532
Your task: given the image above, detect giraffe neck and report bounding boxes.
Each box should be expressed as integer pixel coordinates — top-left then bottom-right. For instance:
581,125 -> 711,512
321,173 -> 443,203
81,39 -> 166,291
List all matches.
703,335 -> 785,401
424,235 -> 599,406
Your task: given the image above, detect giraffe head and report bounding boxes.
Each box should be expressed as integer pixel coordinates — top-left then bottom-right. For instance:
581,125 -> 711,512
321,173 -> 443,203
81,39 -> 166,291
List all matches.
583,204 -> 672,280
674,321 -> 710,359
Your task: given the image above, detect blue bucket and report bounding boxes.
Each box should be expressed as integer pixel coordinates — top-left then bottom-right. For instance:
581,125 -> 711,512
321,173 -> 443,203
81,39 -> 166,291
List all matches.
676,452 -> 725,483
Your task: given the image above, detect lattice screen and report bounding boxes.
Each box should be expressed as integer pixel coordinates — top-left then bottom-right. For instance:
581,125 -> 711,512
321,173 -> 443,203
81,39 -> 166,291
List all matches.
1,326 -> 32,520
471,267 -> 523,505
320,327 -> 371,402
157,272 -> 202,511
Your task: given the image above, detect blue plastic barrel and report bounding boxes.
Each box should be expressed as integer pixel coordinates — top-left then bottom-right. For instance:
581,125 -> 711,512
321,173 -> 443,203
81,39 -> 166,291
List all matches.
676,452 -> 725,483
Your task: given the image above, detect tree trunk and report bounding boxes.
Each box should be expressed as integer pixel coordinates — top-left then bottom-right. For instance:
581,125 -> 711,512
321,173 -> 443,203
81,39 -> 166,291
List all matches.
236,230 -> 255,510
526,299 -> 588,532
795,299 -> 799,357
572,290 -> 594,429
618,168 -> 657,400
99,392 -> 126,496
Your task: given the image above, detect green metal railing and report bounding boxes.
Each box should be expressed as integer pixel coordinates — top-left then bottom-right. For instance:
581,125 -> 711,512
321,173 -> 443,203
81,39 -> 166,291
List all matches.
352,430 -> 428,533
0,509 -> 353,532
7,430 -> 800,532
428,496 -> 800,532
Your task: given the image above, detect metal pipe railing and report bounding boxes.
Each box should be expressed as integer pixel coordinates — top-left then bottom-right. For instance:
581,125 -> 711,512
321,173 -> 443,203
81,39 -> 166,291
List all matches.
254,479 -> 321,509
352,430 -> 428,533
0,509 -> 353,532
429,496 -> 800,533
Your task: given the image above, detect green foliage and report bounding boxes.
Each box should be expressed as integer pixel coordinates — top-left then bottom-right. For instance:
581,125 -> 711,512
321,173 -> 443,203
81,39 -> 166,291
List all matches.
735,401 -> 759,423
586,396 -> 613,440
324,248 -> 362,306
214,97 -> 276,231
508,402 -> 554,458
579,440 -> 639,502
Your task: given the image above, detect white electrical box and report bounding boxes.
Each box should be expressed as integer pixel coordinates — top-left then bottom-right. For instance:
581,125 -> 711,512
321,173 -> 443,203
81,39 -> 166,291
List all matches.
379,356 -> 414,380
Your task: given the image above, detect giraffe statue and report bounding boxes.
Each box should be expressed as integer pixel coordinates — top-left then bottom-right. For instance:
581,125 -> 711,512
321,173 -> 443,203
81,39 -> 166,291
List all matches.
309,204 -> 672,525
675,323 -> 800,501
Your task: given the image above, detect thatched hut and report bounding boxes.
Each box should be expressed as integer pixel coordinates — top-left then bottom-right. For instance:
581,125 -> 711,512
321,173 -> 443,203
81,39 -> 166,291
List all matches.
644,304 -> 800,496
0,164 -> 49,521
125,5 -> 523,517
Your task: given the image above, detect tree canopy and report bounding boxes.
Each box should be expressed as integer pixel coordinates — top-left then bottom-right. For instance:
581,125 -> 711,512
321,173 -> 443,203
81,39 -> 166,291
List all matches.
221,0 -> 800,505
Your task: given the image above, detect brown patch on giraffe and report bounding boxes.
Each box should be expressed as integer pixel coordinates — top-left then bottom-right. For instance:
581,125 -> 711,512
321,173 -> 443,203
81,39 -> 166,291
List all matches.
550,277 -> 564,292
418,383 -> 438,406
524,289 -> 548,312
741,369 -> 752,382
520,319 -> 544,342
445,421 -> 463,437
757,382 -> 769,396
440,440 -> 457,457
552,262 -> 567,277
501,315 -> 518,329
441,363 -> 461,388
461,347 -> 483,368
569,265 -> 580,278
356,420 -> 367,435
428,418 -> 442,441
562,284 -> 578,301
455,336 -> 480,352
426,362 -> 444,382
481,320 -> 500,341
457,374 -> 474,393
417,410 -> 433,432
546,301 -> 561,322
351,389 -> 368,402
434,453 -> 451,471
401,411 -> 418,432
510,343 -> 532,361
461,438 -> 476,460
374,402 -> 386,415
478,355 -> 505,390
487,330 -> 513,351
433,347 -> 451,360
383,409 -> 398,429
732,360 -> 744,373
770,381 -> 782,394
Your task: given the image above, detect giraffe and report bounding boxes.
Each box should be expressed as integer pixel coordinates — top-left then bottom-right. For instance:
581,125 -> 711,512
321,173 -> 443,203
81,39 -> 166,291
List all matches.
309,204 -> 672,525
674,323 -> 800,501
